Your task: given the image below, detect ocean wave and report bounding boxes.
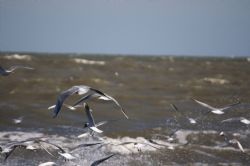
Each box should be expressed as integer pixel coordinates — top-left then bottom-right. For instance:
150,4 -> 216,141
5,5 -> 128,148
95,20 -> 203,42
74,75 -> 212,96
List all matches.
72,58 -> 106,65
2,54 -> 32,61
203,77 -> 230,85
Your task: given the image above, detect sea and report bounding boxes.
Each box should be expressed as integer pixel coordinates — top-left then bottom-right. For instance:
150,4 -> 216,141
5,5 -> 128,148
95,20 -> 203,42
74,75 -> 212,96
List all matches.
1,53 -> 250,165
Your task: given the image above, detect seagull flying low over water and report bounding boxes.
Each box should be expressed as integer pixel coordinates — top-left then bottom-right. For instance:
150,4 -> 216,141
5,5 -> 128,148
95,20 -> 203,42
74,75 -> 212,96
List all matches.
221,117 -> 250,125
193,99 -> 240,115
170,104 -> 198,124
52,85 -> 128,119
83,103 -> 106,134
1,138 -> 66,161
0,65 -> 34,76
219,132 -> 245,153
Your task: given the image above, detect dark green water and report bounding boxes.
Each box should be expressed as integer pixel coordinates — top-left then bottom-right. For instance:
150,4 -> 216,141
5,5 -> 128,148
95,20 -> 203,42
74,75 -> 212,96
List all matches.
0,53 -> 250,165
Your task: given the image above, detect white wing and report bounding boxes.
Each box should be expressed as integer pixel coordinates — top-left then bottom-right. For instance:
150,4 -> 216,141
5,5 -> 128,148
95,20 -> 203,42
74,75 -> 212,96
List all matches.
90,126 -> 103,133
193,99 -> 216,110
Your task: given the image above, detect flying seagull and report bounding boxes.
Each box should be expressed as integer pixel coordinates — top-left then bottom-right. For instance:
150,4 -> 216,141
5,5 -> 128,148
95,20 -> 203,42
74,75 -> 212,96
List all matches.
221,117 -> 250,125
84,103 -> 106,134
170,103 -> 198,124
229,139 -> 245,153
91,154 -> 116,166
193,99 -> 240,115
0,65 -> 33,76
2,138 -> 66,161
52,85 -> 128,119
219,132 -> 245,153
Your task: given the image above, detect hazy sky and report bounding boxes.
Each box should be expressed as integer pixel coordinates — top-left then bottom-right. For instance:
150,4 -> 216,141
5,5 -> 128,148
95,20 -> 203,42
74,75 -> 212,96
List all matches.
0,0 -> 250,56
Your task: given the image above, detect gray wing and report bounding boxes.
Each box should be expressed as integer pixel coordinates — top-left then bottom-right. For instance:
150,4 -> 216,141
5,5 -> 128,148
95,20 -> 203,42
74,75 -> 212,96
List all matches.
8,65 -> 34,72
91,154 -> 116,166
84,103 -> 95,127
4,144 -> 27,161
73,93 -> 96,107
219,100 -> 241,111
53,86 -> 80,118
221,117 -> 243,123
101,92 -> 129,119
37,140 -> 66,153
193,99 -> 216,110
75,87 -> 129,119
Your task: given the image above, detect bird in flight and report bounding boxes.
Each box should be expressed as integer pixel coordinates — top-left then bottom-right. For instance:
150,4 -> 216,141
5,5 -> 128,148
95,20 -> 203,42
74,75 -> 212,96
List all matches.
193,99 -> 240,115
52,85 -> 128,119
0,65 -> 34,76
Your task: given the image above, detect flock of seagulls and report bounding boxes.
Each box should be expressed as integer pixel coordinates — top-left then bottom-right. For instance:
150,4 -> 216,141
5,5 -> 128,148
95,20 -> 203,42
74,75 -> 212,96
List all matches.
0,64 -> 249,165
0,65 -> 126,165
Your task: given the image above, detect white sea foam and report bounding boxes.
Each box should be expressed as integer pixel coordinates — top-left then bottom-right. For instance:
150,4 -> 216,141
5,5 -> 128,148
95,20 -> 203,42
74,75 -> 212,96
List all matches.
3,54 -> 32,61
203,77 -> 230,85
72,58 -> 106,65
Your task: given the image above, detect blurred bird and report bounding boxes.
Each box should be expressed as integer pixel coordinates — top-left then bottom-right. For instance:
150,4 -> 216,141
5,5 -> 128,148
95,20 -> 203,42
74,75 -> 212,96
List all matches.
170,104 -> 198,124
52,85 -> 128,119
1,138 -> 66,161
0,65 -> 33,76
193,99 -> 240,115
221,117 -> 250,125
83,103 -> 107,134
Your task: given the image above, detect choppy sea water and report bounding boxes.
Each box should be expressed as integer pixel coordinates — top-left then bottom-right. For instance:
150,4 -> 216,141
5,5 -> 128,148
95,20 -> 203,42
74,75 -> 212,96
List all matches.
1,53 -> 250,165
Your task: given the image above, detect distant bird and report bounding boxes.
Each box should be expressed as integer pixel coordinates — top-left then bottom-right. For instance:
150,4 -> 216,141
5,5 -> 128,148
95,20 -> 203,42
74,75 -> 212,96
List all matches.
52,85 -> 128,119
1,138 -> 66,161
0,65 -> 33,76
221,117 -> 250,125
193,99 -> 240,115
229,139 -> 245,153
84,103 -> 106,134
12,116 -> 24,124
219,132 -> 245,153
91,154 -> 116,166
170,104 -> 198,124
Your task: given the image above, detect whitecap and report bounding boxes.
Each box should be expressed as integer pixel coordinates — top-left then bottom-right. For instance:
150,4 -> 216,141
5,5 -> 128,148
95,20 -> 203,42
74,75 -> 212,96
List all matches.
3,54 -> 32,61
72,58 -> 106,65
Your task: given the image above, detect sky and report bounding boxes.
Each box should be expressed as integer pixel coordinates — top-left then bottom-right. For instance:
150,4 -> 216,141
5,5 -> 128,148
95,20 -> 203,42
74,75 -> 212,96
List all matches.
0,0 -> 250,56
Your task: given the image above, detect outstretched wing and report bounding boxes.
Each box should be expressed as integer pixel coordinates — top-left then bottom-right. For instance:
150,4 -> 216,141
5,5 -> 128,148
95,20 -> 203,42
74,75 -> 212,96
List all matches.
219,100 -> 241,111
84,103 -> 96,127
91,154 -> 116,166
8,66 -> 34,72
53,86 -> 79,118
4,144 -> 27,161
193,99 -> 216,110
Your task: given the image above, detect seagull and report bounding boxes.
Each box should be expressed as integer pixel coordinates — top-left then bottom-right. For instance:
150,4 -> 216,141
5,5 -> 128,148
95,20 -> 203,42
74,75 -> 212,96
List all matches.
91,154 -> 116,166
219,132 -> 245,153
221,117 -> 250,125
84,103 -> 105,134
170,104 -> 198,124
1,138 -> 66,161
0,65 -> 33,76
12,116 -> 24,124
229,139 -> 245,153
193,99 -> 240,115
52,85 -> 128,119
